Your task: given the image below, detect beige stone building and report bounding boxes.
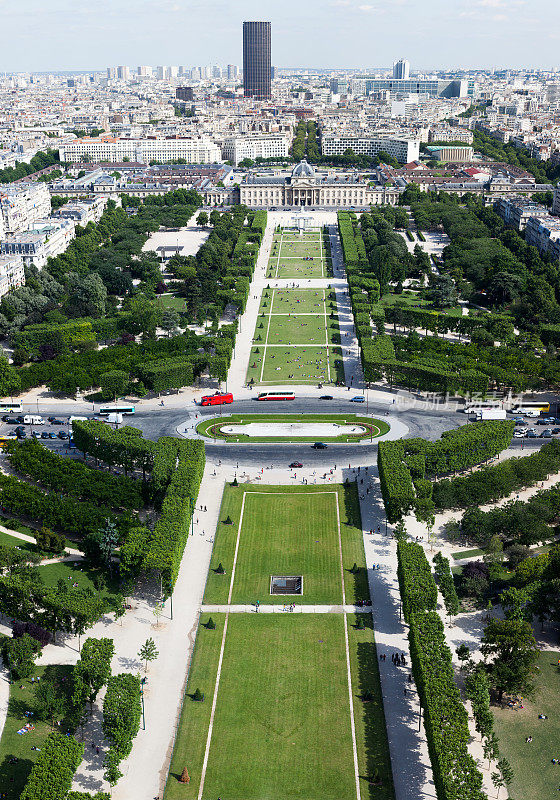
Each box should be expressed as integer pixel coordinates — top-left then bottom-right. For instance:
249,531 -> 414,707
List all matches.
238,160 -> 399,208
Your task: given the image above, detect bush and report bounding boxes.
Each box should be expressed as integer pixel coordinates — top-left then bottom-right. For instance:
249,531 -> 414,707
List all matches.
20,732 -> 84,800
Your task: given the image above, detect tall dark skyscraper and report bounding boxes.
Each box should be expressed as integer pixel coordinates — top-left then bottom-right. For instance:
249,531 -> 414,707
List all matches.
243,21 -> 271,101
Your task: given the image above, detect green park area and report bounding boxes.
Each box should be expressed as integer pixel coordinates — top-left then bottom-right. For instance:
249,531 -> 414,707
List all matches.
267,228 -> 330,278
0,664 -> 75,800
204,483 -> 369,606
493,650 -> 560,800
248,286 -> 342,385
165,482 -> 394,800
195,413 -> 389,443
246,344 -> 344,384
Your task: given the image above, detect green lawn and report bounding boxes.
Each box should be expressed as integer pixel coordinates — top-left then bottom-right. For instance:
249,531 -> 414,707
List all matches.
0,530 -> 38,555
0,664 -> 75,800
39,560 -> 120,605
493,650 -> 560,800
246,344 -> 344,385
266,314 -> 332,346
157,293 -> 187,311
263,287 -> 330,315
451,548 -> 484,560
166,614 -> 394,800
204,483 -> 369,605
195,413 -> 389,443
267,258 -> 328,278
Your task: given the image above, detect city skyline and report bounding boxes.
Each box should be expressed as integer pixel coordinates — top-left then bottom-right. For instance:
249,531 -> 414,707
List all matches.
0,0 -> 558,73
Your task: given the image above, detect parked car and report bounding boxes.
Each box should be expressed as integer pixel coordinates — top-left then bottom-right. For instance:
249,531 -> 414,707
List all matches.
552,428 -> 560,435
540,429 -> 553,438
16,430 -> 26,439
14,417 -> 25,424
526,430 -> 538,438
48,432 -> 57,439
514,417 -> 526,425
513,430 -> 525,438
5,418 -> 18,425
49,418 -> 63,425
58,431 -> 69,439
41,431 -> 50,439
350,396 -> 365,403
32,431 -> 41,438
289,461 -> 303,468
2,415 -> 14,422
312,442 -> 328,449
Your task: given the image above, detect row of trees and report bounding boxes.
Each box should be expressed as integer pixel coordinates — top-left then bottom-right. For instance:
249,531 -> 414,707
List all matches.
396,539 -> 487,800
433,438 -> 560,510
102,673 -> 142,785
7,437 -> 144,509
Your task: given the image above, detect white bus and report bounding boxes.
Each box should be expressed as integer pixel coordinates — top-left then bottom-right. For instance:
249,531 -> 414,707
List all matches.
256,392 -> 295,402
0,400 -> 22,413
510,401 -> 550,415
98,404 -> 136,415
462,402 -> 502,414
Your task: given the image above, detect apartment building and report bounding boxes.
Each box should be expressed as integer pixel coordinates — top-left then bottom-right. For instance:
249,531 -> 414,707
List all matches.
493,197 -> 549,230
321,134 -> 420,164
52,196 -> 107,226
1,218 -> 75,269
221,135 -> 290,165
0,182 -> 51,238
0,254 -> 25,298
59,136 -> 222,164
425,145 -> 474,162
553,186 -> 560,216
525,215 -> 560,261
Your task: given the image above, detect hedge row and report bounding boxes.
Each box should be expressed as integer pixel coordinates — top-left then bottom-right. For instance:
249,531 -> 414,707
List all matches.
142,438 -> 205,589
397,541 -> 438,622
0,471 -> 126,539
378,441 -> 416,523
433,438 -> 560,509
377,422 -> 514,522
20,732 -> 84,800
102,673 -> 142,772
7,438 -> 143,509
136,357 -> 194,393
409,612 -> 486,800
433,552 -> 460,617
72,420 -> 155,476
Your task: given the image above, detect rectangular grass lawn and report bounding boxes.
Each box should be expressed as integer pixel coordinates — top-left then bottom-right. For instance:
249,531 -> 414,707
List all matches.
493,650 -> 560,800
203,614 -> 357,800
272,258 -> 326,278
266,313 -> 328,345
268,288 -> 327,314
204,484 -> 369,605
246,344 -> 343,384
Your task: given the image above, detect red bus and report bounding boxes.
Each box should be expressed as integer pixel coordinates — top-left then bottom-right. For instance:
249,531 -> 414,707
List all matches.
200,392 -> 234,407
256,391 -> 296,401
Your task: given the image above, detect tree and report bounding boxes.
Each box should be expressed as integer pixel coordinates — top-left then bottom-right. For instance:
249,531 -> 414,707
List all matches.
2,633 -> 42,678
100,369 -> 129,401
121,294 -> 162,340
65,272 -> 107,318
196,212 -> 209,228
161,308 -> 180,337
35,673 -> 68,728
492,758 -> 514,799
426,274 -> 458,308
138,637 -> 158,671
83,519 -> 119,572
481,618 -> 539,701
73,637 -> 115,712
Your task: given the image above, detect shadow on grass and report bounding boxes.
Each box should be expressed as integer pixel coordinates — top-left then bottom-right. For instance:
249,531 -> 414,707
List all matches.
354,617 -> 396,800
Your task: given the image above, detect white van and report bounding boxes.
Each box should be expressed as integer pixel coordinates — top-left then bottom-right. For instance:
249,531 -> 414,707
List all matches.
23,415 -> 45,425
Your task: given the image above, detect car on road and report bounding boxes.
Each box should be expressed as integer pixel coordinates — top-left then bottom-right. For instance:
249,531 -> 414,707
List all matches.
289,461 -> 303,468
312,442 -> 328,449
540,429 -> 553,438
319,395 -> 333,400
350,396 -> 365,403
58,431 -> 69,439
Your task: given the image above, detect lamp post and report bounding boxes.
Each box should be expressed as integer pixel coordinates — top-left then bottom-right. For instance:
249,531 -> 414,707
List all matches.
140,677 -> 146,730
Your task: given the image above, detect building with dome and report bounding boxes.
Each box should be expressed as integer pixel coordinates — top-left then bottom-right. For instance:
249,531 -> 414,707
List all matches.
237,160 -> 399,208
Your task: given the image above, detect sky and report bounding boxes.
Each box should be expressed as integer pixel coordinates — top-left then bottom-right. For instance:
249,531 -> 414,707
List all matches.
1,0 -> 559,73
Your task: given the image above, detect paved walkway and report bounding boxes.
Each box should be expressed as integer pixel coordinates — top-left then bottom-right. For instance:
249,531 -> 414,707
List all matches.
200,603 -> 372,614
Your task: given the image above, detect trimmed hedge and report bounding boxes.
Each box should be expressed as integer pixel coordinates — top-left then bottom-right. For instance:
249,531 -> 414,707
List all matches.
397,541 -> 438,622
102,673 -> 142,771
136,357 -> 194,392
378,441 -> 416,523
433,438 -> 560,509
20,732 -> 84,800
143,438 -> 205,588
7,438 -> 143,509
433,552 -> 460,617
